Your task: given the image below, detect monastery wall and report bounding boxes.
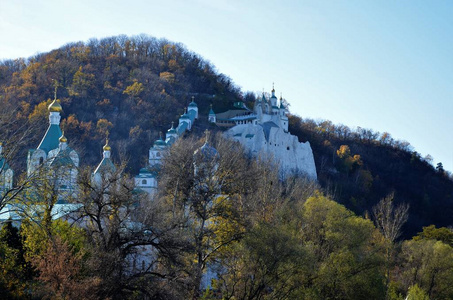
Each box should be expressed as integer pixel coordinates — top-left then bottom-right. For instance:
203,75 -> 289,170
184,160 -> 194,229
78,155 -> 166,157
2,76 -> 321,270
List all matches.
225,122 -> 317,180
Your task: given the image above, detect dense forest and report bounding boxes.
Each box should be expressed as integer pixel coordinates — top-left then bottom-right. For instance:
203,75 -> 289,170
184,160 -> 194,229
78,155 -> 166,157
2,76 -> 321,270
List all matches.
289,117 -> 453,237
0,35 -> 452,299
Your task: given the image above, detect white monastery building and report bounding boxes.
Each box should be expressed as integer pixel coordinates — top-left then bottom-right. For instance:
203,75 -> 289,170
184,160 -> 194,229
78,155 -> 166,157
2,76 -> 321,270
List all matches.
211,87 -> 317,180
1,86 -> 316,205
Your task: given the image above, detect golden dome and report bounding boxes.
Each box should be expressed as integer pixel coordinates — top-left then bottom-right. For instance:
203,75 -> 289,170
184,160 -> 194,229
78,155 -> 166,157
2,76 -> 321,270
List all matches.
103,139 -> 111,151
48,99 -> 63,112
59,132 -> 67,143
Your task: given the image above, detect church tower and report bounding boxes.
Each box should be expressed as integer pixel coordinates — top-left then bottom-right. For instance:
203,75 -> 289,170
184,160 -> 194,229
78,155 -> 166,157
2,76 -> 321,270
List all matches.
93,135 -> 116,185
46,132 -> 80,201
188,96 -> 199,119
208,105 -> 216,123
279,95 -> 289,132
165,122 -> 178,145
149,133 -> 167,167
27,90 -> 63,176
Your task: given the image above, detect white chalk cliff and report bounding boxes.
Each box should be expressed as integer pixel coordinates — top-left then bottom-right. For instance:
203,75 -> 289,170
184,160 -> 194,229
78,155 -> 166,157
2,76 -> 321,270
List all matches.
219,87 -> 317,179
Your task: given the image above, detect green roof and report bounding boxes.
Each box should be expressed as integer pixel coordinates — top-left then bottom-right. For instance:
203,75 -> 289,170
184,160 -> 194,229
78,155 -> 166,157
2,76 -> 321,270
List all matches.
188,110 -> 196,122
189,101 -> 197,107
0,157 -> 10,171
48,148 -> 76,168
93,157 -> 116,175
139,168 -> 151,174
137,167 -> 157,178
177,122 -> 189,135
233,102 -> 245,109
209,108 -> 215,115
38,124 -> 62,154
154,139 -> 166,147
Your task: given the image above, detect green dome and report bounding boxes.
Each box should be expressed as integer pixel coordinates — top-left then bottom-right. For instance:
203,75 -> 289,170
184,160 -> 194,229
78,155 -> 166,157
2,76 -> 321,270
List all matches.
139,168 -> 151,174
154,139 -> 166,147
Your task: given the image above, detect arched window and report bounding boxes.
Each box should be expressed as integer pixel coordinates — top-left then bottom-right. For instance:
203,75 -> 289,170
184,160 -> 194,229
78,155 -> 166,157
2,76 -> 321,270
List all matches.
156,152 -> 160,157
142,180 -> 147,185
39,157 -> 44,165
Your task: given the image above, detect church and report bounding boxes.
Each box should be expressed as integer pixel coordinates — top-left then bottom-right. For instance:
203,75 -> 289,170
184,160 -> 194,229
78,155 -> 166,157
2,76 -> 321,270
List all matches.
0,86 -> 316,220
210,87 -> 317,180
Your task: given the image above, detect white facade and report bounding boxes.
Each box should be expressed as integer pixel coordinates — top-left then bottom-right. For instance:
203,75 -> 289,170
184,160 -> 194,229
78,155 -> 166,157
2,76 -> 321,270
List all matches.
224,88 -> 317,180
46,137 -> 80,195
136,97 -> 199,193
188,97 -> 198,119
134,168 -> 157,194
92,140 -> 116,185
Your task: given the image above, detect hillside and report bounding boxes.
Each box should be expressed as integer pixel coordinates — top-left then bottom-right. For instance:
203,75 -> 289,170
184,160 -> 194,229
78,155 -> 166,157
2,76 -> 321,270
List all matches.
289,116 -> 453,237
1,34 -> 452,237
0,35 -> 243,173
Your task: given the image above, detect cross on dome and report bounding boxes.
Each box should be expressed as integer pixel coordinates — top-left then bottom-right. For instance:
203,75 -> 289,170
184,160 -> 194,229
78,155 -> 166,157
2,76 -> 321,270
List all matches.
204,129 -> 210,144
103,131 -> 111,151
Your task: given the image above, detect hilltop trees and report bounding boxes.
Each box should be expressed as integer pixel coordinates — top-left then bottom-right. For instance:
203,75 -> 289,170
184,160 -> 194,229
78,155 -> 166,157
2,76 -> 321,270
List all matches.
0,34 -> 244,173
288,115 -> 453,238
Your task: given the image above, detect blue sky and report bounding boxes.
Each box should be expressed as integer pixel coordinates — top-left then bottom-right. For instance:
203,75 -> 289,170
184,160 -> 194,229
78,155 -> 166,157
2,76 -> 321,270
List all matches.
1,0 -> 452,172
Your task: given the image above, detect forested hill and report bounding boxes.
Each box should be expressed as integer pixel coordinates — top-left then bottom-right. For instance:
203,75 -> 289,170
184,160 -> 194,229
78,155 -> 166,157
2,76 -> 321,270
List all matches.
1,35 -> 452,236
289,116 -> 453,237
0,35 -> 243,171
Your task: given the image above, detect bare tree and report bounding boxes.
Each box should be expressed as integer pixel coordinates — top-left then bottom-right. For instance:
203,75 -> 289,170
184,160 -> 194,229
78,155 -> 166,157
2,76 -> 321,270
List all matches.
372,192 -> 409,243
372,192 -> 409,299
73,164 -> 188,299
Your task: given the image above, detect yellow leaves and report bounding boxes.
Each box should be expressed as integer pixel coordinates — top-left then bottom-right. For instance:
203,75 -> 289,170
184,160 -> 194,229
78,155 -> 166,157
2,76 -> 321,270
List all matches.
168,59 -> 179,71
28,99 -> 52,124
21,62 -> 42,83
123,80 -> 144,97
159,71 -> 175,84
129,125 -> 143,141
70,45 -> 91,61
337,145 -> 352,159
336,145 -> 363,174
96,98 -> 112,108
96,119 -> 113,136
69,66 -> 95,97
